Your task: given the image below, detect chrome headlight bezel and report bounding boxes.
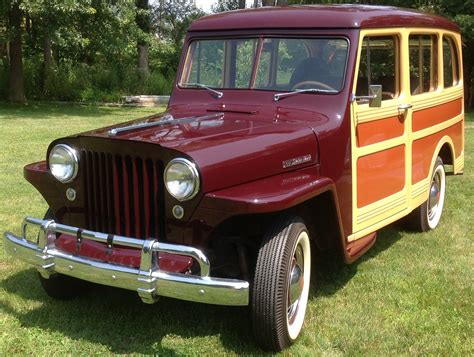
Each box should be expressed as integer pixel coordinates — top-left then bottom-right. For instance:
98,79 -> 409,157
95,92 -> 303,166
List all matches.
164,158 -> 200,201
48,144 -> 79,183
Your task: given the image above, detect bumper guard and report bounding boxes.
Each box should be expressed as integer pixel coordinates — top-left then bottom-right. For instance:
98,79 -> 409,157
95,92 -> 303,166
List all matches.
3,217 -> 249,306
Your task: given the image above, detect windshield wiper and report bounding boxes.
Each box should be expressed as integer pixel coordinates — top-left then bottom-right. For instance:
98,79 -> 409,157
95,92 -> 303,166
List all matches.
181,82 -> 224,99
274,88 -> 337,102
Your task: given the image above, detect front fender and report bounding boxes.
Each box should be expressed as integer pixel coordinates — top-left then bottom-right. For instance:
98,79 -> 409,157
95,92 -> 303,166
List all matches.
199,165 -> 335,214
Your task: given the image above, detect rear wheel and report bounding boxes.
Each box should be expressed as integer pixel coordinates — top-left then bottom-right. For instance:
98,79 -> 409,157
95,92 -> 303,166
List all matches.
251,216 -> 311,351
405,157 -> 446,232
38,209 -> 88,300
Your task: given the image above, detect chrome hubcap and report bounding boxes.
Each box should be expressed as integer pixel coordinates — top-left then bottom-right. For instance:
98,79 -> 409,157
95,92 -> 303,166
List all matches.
428,172 -> 441,220
287,245 -> 304,324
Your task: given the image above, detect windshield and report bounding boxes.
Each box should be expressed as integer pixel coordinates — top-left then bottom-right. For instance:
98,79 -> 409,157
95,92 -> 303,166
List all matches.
180,37 -> 349,93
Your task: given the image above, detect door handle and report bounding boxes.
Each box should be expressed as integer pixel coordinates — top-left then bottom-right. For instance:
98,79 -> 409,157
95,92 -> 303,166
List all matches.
398,103 -> 413,110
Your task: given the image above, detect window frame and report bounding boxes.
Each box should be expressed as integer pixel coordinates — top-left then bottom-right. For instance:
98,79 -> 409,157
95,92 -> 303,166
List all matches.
408,33 -> 439,95
179,35 -> 350,95
442,35 -> 460,89
355,34 -> 401,103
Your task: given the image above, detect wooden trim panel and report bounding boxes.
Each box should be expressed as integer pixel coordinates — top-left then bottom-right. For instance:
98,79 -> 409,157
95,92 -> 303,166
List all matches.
357,115 -> 404,147
357,145 -> 405,207
412,97 -> 462,132
412,121 -> 463,184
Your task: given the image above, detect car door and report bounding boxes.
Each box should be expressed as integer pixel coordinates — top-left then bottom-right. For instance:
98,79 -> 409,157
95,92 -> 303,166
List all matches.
350,30 -> 411,239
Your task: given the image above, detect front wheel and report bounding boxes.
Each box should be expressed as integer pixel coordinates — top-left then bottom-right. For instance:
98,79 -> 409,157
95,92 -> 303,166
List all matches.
251,216 -> 311,351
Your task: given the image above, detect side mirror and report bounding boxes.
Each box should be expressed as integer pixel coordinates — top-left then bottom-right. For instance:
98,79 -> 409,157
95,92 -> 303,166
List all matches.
369,85 -> 382,108
352,84 -> 382,107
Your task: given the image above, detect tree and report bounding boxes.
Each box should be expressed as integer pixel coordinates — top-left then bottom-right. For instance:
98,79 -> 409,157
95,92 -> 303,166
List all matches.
136,0 -> 151,76
212,0 -> 246,12
7,0 -> 26,103
262,0 -> 288,5
152,0 -> 204,69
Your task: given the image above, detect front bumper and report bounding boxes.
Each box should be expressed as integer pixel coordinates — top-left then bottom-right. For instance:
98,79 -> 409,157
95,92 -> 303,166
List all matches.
3,217 -> 249,306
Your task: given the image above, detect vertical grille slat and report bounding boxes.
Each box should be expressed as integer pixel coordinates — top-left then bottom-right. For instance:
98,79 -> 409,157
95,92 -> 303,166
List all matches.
82,150 -> 161,240
122,156 -> 131,237
112,155 -> 122,236
142,160 -> 150,239
132,159 -> 141,239
105,153 -> 114,234
93,152 -> 101,232
152,161 -> 160,238
98,152 -> 107,233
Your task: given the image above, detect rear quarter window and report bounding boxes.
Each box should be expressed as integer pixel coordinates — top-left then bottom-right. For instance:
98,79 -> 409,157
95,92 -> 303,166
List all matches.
442,36 -> 460,88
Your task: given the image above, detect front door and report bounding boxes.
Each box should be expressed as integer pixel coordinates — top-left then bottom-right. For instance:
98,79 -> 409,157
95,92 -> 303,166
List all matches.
350,30 -> 412,240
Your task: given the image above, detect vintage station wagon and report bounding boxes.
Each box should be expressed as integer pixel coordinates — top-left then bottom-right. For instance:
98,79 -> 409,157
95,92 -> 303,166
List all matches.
4,5 -> 464,351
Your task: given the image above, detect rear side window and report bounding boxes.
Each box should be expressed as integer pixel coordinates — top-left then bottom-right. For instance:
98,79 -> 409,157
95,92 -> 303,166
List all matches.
409,34 -> 438,95
443,36 -> 459,88
356,36 -> 399,101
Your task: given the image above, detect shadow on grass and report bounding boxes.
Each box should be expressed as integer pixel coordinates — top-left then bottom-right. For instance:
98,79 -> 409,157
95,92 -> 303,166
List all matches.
311,225 -> 403,298
1,226 -> 403,354
1,269 -> 257,354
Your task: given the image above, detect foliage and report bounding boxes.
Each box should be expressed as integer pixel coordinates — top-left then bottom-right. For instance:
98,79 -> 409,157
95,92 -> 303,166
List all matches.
0,0 -> 200,102
212,0 -> 244,12
152,0 -> 205,72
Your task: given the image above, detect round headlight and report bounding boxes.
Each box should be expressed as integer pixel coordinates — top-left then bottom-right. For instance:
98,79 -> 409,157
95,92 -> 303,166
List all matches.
164,158 -> 200,201
49,144 -> 79,183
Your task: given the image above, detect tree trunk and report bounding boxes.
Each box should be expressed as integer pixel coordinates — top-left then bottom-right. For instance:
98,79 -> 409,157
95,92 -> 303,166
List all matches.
136,0 -> 150,76
137,43 -> 149,75
239,0 -> 246,9
0,43 -> 9,69
8,1 -> 26,103
43,34 -> 54,71
42,33 -> 54,94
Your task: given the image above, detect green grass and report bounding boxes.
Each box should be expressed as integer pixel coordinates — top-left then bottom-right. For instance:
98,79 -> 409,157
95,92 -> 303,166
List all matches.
0,104 -> 473,355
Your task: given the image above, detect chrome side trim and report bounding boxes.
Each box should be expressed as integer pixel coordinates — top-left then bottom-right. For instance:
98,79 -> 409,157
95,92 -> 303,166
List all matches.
4,217 -> 249,306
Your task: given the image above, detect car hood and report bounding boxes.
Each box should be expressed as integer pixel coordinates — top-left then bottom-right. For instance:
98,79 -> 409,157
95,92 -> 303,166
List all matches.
79,110 -> 319,193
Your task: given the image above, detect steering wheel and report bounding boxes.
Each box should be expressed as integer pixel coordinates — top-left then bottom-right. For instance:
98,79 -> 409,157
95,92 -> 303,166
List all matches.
382,91 -> 395,100
291,80 -> 336,91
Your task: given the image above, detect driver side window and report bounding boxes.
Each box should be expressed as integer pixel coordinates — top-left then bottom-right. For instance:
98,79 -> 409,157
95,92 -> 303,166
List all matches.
356,36 -> 399,101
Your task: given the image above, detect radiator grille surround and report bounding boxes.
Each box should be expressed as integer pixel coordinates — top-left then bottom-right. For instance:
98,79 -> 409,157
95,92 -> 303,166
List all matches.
82,150 -> 164,239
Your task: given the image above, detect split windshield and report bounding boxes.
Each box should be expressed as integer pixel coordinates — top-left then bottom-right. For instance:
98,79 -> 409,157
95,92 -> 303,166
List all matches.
180,37 -> 349,93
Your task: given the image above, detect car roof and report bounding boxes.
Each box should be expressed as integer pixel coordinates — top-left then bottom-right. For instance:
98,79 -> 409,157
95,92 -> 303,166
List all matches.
189,5 -> 459,33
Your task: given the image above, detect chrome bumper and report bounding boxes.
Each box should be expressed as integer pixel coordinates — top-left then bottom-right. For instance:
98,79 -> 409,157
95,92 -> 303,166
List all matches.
3,217 -> 249,306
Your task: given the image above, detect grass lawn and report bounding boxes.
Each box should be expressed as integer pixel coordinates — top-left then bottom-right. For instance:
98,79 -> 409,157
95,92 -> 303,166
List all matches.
0,104 -> 473,355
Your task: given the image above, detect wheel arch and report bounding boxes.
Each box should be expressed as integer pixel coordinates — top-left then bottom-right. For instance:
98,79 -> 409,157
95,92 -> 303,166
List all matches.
428,136 -> 455,178
205,185 -> 347,274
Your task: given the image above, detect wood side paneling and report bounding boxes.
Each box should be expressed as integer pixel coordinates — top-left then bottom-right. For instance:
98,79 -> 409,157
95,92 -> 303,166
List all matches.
412,98 -> 462,132
357,115 -> 404,147
412,122 -> 463,184
357,145 -> 405,207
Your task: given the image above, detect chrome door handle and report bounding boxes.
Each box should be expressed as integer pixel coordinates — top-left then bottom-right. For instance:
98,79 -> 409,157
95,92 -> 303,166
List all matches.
398,103 -> 413,110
